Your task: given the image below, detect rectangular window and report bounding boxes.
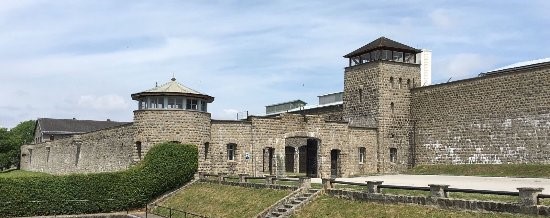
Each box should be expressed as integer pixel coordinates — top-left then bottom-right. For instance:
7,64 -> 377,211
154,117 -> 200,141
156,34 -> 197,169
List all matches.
175,97 -> 183,109
204,142 -> 209,160
390,148 -> 397,163
359,147 -> 366,163
168,97 -> 177,109
186,99 -> 198,110
46,147 -> 51,163
227,143 -> 236,161
75,144 -> 81,166
49,135 -> 54,141
201,101 -> 207,112
393,51 -> 403,62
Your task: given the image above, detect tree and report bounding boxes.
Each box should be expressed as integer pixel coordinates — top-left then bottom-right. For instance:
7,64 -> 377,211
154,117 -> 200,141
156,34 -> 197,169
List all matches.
0,120 -> 35,170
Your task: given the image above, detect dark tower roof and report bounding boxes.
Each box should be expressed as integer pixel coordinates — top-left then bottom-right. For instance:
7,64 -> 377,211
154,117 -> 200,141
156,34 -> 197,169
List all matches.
344,37 -> 421,58
36,118 -> 130,135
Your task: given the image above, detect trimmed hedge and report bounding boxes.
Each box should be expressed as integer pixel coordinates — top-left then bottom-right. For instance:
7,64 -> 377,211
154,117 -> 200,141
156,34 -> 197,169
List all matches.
0,142 -> 197,217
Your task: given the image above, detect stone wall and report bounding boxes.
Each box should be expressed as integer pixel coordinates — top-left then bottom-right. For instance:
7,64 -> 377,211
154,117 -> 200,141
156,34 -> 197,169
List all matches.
411,65 -> 550,165
205,113 -> 378,178
133,109 -> 211,161
344,61 -> 421,173
20,124 -> 135,175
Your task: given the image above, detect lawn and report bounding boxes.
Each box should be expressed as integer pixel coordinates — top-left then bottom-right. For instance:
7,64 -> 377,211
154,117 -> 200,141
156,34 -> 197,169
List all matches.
154,182 -> 291,218
292,195 -> 533,218
0,170 -> 50,178
407,164 -> 550,178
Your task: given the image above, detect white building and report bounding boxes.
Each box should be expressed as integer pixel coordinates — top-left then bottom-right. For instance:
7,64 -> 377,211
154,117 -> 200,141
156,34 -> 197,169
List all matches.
420,49 -> 432,86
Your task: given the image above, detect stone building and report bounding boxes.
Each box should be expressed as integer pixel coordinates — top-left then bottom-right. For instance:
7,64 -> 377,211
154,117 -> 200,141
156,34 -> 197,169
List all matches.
20,37 -> 550,177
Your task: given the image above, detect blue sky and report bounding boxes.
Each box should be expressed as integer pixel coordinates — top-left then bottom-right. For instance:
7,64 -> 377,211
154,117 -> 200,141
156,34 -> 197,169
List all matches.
1,0 -> 549,128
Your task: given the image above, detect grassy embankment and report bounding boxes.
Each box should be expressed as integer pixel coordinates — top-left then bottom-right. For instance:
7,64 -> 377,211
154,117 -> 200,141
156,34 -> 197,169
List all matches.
407,164 -> 550,178
292,195 -> 534,218
155,182 -> 290,218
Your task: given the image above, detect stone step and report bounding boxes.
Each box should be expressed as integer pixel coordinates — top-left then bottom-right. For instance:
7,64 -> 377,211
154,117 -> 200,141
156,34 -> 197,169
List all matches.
284,204 -> 294,209
296,197 -> 308,201
291,200 -> 302,204
277,208 -> 288,213
271,211 -> 281,217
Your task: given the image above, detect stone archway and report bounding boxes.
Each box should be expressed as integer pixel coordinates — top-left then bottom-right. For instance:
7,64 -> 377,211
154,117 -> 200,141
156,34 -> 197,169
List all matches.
285,135 -> 320,178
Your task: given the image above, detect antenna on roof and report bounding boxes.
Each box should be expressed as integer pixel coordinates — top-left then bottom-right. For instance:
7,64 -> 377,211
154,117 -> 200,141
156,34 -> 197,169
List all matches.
171,73 -> 176,81
447,77 -> 452,83
155,82 -> 158,87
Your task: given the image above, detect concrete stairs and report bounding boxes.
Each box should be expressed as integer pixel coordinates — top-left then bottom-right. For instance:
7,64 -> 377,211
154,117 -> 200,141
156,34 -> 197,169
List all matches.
264,189 -> 322,218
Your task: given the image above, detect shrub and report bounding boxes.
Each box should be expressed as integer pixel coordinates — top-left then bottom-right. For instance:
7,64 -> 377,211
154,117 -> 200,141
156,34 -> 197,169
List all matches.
0,142 -> 197,217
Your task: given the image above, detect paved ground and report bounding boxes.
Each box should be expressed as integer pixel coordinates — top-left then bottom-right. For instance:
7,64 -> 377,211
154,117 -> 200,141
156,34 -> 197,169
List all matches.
311,175 -> 550,194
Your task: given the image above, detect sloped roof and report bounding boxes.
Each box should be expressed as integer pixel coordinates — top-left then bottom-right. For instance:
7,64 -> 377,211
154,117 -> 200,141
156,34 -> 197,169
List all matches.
344,37 -> 421,58
131,78 -> 214,102
487,57 -> 550,73
265,100 -> 307,108
37,118 -> 131,135
143,78 -> 204,95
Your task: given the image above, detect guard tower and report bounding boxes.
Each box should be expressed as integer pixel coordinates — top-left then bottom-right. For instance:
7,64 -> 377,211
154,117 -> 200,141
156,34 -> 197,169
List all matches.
342,37 -> 421,173
131,77 -> 214,161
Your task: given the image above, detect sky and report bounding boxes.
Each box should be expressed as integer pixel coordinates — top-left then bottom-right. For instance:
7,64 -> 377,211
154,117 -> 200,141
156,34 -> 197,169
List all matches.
1,0 -> 549,128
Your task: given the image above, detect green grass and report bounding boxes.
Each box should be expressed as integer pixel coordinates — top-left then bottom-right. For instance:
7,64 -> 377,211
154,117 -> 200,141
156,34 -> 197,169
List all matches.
154,182 -> 290,218
408,164 -> 550,178
0,170 -> 50,178
292,195 -> 533,218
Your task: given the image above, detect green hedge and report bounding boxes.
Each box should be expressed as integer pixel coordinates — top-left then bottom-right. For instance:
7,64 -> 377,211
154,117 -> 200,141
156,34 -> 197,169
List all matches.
0,142 -> 198,217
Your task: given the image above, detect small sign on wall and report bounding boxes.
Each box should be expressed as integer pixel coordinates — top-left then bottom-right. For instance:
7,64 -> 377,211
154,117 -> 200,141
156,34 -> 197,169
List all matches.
245,152 -> 250,160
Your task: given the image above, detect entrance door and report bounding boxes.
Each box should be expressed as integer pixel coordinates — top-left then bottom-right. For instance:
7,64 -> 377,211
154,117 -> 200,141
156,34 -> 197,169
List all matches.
306,139 -> 318,177
285,146 -> 295,173
331,149 -> 341,178
264,147 -> 275,175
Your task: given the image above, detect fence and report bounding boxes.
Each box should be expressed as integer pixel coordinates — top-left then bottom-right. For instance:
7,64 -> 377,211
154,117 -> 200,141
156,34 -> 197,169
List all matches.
321,179 -> 550,216
197,172 -> 309,189
148,204 -> 208,218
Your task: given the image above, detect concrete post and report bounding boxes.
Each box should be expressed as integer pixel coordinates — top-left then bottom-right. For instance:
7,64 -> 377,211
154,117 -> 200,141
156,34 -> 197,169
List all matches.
322,178 -> 334,190
265,175 -> 276,185
238,173 -> 249,183
517,187 -> 543,207
218,172 -> 227,184
299,177 -> 311,190
429,184 -> 449,198
366,181 -> 383,194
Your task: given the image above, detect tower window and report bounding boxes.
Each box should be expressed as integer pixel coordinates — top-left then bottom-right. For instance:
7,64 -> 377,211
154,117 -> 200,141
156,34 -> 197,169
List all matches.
390,77 -> 394,89
359,88 -> 363,103
358,147 -> 366,163
390,148 -> 397,163
227,143 -> 237,161
186,99 -> 198,110
46,147 -> 50,163
398,78 -> 402,89
204,142 -> 209,160
136,141 -> 142,160
407,79 -> 411,89
50,135 -> 54,141
390,102 -> 395,114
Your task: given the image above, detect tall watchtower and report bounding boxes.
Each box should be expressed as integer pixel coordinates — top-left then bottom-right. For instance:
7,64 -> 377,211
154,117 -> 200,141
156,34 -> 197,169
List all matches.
131,77 -> 214,161
343,37 -> 421,172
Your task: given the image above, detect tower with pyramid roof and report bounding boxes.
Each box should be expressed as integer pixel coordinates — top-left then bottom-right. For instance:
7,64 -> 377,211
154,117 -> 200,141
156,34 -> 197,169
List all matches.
343,37 -> 422,173
130,77 -> 214,161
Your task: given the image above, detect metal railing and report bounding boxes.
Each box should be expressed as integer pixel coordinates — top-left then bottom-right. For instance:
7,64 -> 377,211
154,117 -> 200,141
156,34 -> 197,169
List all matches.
148,204 -> 208,218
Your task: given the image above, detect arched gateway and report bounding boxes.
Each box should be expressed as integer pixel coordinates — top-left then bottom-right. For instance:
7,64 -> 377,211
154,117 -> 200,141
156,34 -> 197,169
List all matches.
284,135 -> 320,178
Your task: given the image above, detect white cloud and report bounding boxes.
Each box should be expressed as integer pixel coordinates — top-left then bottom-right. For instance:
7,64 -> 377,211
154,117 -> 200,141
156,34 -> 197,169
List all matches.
441,53 -> 497,80
77,94 -> 129,111
429,9 -> 454,29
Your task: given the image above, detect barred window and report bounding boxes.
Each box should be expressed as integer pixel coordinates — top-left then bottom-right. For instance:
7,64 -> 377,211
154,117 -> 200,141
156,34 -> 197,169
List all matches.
358,147 -> 366,163
227,143 -> 237,161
